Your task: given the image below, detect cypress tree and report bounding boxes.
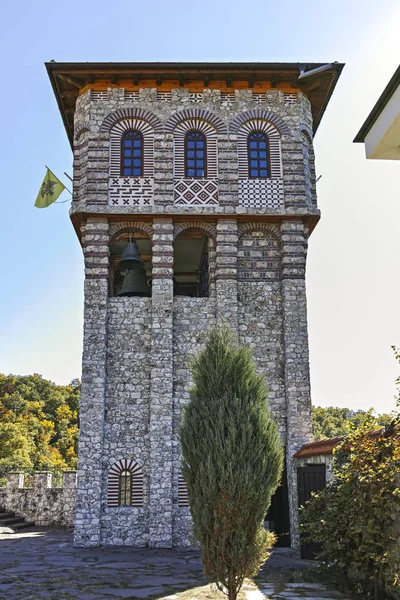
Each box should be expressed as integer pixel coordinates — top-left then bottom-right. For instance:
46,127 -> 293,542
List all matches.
180,325 -> 284,600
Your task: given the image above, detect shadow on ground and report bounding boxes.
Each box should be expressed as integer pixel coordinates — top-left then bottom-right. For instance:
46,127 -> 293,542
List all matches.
0,528 -> 351,600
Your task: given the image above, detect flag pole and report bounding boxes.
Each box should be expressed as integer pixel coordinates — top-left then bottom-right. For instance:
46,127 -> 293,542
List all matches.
44,165 -> 72,195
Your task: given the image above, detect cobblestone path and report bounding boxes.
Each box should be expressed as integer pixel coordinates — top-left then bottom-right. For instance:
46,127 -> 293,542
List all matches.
0,529 -> 352,600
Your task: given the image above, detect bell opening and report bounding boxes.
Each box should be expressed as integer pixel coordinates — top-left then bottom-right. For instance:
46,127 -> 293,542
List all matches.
173,233 -> 210,297
109,232 -> 152,297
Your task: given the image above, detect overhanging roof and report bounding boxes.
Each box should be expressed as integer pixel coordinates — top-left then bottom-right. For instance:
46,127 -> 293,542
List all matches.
354,64 -> 400,143
46,61 -> 344,147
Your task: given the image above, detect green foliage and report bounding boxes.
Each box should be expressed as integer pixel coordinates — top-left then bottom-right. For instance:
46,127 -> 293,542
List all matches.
0,374 -> 80,481
312,405 -> 393,440
301,416 -> 400,599
180,325 -> 284,600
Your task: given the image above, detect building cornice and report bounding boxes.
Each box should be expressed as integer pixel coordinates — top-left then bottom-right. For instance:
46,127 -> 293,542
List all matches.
46,61 -> 344,147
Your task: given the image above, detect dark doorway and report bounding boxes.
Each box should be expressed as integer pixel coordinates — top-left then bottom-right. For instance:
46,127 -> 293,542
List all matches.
297,464 -> 326,559
265,468 -> 290,547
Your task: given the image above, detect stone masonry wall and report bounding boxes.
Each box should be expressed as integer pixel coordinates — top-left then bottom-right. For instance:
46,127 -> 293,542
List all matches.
100,297 -> 152,546
72,83 -> 317,548
0,472 -> 76,527
238,282 -> 286,438
172,297 -> 217,546
71,87 -> 319,218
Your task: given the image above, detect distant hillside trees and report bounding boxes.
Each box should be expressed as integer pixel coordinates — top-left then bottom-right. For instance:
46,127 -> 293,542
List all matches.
312,405 -> 393,440
0,374 -> 80,482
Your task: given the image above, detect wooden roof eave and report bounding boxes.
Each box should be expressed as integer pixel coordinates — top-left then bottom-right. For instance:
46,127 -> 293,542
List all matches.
46,61 -> 344,148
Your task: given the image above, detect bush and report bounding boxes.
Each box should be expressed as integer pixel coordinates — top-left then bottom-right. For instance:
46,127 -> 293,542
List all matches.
180,325 -> 284,600
300,417 -> 400,599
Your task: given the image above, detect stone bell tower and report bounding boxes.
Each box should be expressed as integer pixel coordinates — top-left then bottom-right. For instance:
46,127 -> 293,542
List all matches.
47,61 -> 343,548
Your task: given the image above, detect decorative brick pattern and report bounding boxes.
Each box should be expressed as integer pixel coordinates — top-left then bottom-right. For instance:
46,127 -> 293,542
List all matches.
173,118 -> 218,179
109,118 -> 154,177
284,93 -> 298,106
253,93 -> 266,104
164,108 -> 227,135
149,218 -> 174,547
74,122 -> 90,141
238,227 -> 281,281
174,178 -> 218,205
301,125 -> 317,206
220,92 -> 235,106
157,91 -> 171,102
178,476 -> 189,507
91,91 -> 108,101
237,118 -> 282,180
239,179 -> 284,208
100,107 -> 163,135
230,109 -> 290,137
173,221 -> 216,241
107,459 -> 143,508
124,91 -> 140,101
109,221 -> 153,241
189,93 -> 203,103
109,177 -> 154,206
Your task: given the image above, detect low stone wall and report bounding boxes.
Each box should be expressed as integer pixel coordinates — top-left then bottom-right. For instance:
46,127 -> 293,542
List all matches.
0,471 -> 77,527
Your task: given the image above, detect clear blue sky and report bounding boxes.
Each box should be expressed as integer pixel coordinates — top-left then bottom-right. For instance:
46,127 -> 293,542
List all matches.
1,0 -> 399,413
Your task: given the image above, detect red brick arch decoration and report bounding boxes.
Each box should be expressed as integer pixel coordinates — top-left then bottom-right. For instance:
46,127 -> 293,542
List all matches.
230,109 -> 290,137
173,221 -> 217,241
164,108 -> 227,135
110,221 -> 153,241
100,108 -> 163,135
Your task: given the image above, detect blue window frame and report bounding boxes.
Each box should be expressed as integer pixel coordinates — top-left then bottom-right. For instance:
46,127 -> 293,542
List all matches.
121,130 -> 143,177
185,131 -> 206,178
248,131 -> 269,178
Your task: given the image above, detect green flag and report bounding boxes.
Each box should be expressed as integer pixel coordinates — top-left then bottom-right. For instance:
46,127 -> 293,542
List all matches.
35,168 -> 66,208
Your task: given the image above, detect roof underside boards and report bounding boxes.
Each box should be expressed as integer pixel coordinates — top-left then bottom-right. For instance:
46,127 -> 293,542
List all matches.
354,64 -> 400,143
45,61 -> 344,147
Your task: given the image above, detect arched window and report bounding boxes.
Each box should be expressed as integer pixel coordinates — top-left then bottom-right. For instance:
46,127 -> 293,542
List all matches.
185,131 -> 206,178
107,458 -> 144,508
119,471 -> 132,506
121,130 -> 143,177
248,131 -> 269,178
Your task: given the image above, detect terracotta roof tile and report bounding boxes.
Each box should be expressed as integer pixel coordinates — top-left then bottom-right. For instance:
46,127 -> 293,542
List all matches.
294,423 -> 399,458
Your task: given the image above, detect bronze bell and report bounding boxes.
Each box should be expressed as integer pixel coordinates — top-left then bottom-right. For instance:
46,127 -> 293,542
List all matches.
119,268 -> 151,297
117,241 -> 144,273
117,241 -> 151,297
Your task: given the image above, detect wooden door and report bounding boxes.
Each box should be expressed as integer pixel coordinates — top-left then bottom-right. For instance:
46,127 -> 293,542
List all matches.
297,464 -> 326,559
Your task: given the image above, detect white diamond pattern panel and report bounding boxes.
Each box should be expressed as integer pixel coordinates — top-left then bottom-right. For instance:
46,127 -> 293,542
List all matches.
178,475 -> 189,507
109,177 -> 154,206
110,118 -> 154,178
239,179 -> 284,209
107,458 -> 143,508
174,178 -> 219,205
173,119 -> 218,178
237,120 -> 282,179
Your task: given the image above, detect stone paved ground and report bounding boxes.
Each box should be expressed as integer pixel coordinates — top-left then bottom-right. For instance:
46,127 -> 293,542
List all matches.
0,528 -> 352,600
